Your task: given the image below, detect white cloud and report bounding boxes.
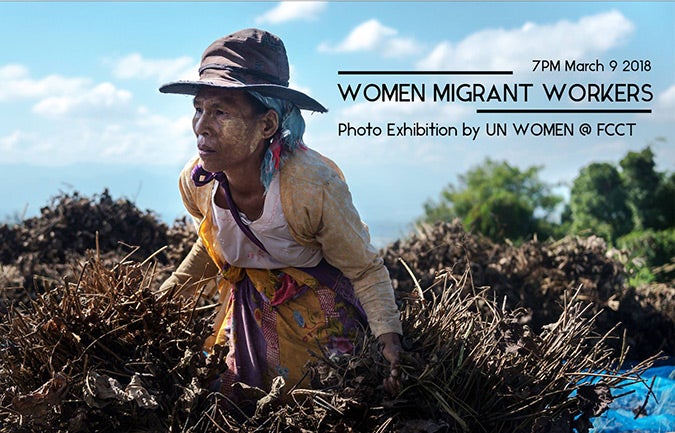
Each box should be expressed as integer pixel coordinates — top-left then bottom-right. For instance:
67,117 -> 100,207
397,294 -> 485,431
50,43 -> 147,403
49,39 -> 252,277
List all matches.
256,2 -> 327,24
417,10 -> 634,71
0,64 -> 91,101
0,129 -> 52,159
32,82 -> 132,117
0,64 -> 134,119
0,130 -> 29,152
657,85 -> 675,119
110,53 -> 197,82
96,111 -> 194,164
0,63 -> 195,166
1,110 -> 194,167
0,64 -> 28,80
659,85 -> 675,104
329,19 -> 395,52
319,19 -> 421,58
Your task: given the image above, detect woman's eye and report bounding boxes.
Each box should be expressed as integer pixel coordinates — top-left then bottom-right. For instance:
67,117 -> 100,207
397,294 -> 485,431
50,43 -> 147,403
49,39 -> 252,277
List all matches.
215,110 -> 225,116
194,107 -> 203,114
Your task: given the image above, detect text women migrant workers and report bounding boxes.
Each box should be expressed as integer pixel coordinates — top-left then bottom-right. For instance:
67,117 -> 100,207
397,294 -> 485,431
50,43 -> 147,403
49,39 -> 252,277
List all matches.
337,81 -> 652,102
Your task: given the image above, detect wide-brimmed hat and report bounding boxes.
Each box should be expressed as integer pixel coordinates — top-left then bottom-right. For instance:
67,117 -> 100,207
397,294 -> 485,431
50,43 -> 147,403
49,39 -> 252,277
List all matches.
159,28 -> 327,113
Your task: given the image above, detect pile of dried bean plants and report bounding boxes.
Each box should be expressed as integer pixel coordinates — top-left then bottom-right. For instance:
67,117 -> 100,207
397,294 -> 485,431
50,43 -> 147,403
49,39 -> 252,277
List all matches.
0,252 -> 656,433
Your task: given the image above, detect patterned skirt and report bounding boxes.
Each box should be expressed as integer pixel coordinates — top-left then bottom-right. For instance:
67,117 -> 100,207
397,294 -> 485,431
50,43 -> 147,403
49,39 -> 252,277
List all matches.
209,259 -> 366,393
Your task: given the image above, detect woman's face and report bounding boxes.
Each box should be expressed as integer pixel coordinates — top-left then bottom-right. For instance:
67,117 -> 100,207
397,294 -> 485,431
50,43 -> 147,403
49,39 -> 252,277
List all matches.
192,88 -> 273,173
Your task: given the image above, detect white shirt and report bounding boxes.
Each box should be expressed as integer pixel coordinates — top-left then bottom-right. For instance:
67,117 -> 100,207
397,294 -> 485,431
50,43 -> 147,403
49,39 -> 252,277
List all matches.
211,175 -> 323,269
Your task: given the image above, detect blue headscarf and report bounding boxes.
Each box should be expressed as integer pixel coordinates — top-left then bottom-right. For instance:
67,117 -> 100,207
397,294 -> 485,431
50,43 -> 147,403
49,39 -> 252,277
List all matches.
248,91 -> 307,190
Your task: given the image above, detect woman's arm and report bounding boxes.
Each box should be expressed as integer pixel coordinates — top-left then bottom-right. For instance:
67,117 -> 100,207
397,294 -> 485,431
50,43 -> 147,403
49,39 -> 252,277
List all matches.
158,237 -> 219,298
283,156 -> 402,336
158,157 -> 219,298
310,173 -> 403,393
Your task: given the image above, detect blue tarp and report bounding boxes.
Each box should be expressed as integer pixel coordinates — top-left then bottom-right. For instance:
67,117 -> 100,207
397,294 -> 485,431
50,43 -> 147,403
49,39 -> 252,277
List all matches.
591,364 -> 675,433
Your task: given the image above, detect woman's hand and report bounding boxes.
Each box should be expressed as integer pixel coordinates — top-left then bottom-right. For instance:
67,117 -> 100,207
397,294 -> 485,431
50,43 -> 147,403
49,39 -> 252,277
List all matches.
378,332 -> 403,395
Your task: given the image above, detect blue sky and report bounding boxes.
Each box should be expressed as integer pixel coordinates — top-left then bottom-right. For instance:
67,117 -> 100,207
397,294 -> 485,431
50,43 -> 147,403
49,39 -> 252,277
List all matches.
1,2 -> 673,245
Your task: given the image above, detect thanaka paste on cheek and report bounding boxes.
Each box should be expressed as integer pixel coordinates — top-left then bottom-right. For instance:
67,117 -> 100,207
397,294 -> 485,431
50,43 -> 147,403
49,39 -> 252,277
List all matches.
191,90 -> 267,173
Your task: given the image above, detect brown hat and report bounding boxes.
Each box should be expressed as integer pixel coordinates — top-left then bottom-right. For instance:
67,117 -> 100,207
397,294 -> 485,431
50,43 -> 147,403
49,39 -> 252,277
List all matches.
159,28 -> 327,113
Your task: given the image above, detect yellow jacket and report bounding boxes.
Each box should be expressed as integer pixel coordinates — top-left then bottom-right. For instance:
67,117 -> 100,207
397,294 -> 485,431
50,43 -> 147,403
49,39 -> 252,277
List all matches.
163,148 -> 402,338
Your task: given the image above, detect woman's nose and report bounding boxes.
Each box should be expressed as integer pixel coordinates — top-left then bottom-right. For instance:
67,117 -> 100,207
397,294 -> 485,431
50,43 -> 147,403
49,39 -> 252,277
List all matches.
193,114 -> 210,136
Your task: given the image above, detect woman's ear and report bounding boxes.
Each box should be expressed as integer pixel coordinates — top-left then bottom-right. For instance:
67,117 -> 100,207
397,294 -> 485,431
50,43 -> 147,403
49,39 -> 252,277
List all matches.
260,109 -> 279,140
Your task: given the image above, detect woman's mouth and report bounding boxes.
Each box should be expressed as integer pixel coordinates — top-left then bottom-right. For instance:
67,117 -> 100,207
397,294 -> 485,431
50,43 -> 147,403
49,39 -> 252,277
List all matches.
198,147 -> 215,158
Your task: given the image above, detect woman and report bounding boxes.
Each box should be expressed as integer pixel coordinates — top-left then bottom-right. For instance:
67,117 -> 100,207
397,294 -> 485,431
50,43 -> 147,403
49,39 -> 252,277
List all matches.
159,28 -> 402,395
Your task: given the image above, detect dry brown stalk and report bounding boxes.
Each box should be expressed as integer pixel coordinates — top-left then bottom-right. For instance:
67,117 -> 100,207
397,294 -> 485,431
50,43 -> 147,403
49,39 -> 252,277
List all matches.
0,254 -> 219,432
